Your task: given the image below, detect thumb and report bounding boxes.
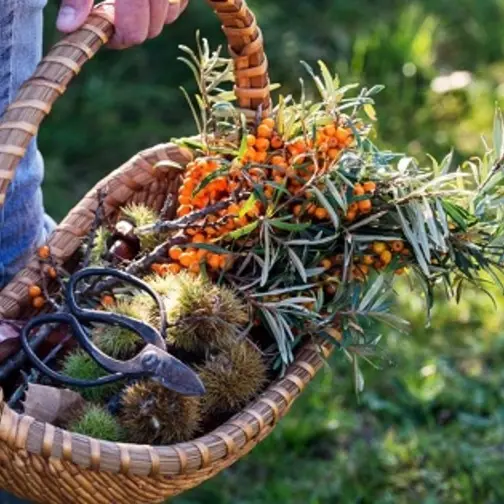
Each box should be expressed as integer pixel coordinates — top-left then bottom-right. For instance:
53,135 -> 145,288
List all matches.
56,0 -> 94,33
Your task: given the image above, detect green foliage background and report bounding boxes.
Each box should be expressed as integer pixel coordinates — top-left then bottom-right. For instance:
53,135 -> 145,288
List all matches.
37,1 -> 504,502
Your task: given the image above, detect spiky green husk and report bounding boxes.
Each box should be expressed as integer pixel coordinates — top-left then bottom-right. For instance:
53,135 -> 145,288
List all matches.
159,272 -> 249,353
120,380 -> 201,445
89,227 -> 111,266
121,203 -> 161,250
197,341 -> 268,415
92,296 -> 156,359
69,405 -> 124,442
61,350 -> 123,402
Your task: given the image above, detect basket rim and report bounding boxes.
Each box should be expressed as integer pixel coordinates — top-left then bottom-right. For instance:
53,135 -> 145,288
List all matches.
0,340 -> 331,477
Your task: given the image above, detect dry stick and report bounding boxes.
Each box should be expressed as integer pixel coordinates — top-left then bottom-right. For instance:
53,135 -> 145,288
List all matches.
82,188 -> 107,268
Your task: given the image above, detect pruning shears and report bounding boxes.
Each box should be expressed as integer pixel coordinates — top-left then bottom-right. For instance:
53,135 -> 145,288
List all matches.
20,267 -> 205,396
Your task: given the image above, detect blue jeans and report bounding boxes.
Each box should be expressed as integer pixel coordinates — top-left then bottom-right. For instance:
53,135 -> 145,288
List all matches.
0,1 -> 51,499
0,0 -> 55,291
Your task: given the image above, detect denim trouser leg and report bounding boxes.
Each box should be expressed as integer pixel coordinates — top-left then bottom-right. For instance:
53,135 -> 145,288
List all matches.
0,0 -> 54,292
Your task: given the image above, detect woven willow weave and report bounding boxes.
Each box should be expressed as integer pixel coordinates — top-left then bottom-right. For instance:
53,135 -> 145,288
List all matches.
0,2 -> 330,502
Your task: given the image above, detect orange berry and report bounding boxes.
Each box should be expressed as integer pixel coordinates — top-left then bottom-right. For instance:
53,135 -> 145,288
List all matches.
349,202 -> 359,213
246,134 -> 256,147
244,147 -> 257,161
255,137 -> 270,152
315,207 -> 329,220
380,250 -> 393,265
178,195 -> 192,206
362,255 -> 374,266
262,117 -> 276,129
363,181 -> 377,193
346,210 -> 357,222
177,205 -> 192,217
293,204 -> 303,217
257,124 -> 273,139
328,149 -> 341,160
402,248 -> 411,256
271,155 -> 286,166
189,262 -> 201,274
32,296 -> 45,310
358,199 -> 372,212
166,263 -> 182,275
192,233 -> 206,244
353,184 -> 365,196
179,252 -> 196,268
256,151 -> 268,163
357,264 -> 369,275
324,124 -> 337,137
374,260 -> 385,270
101,295 -> 115,307
151,263 -> 163,274
47,266 -> 58,279
318,142 -> 329,153
28,285 -> 42,298
391,241 -> 405,253
196,248 -> 207,260
320,259 -> 332,270
372,242 -> 387,255
169,246 -> 183,261
336,127 -> 351,143
274,176 -> 285,184
208,254 -> 221,270
306,203 -> 317,215
271,136 -> 284,149
38,245 -> 50,260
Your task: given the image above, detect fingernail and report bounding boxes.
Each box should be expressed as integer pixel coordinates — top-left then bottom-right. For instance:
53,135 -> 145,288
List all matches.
57,6 -> 77,30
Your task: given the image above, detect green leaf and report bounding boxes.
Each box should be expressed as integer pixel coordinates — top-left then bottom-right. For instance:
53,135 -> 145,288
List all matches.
239,193 -> 258,218
226,220 -> 259,240
269,219 -> 311,232
364,103 -> 377,121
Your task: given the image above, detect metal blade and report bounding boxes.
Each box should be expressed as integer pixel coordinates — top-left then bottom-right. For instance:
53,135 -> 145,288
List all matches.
140,346 -> 206,397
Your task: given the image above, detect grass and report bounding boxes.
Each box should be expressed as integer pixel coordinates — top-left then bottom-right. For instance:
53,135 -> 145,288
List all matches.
173,279 -> 504,503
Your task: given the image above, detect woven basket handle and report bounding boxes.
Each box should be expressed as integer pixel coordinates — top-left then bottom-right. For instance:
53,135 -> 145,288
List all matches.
0,0 -> 270,208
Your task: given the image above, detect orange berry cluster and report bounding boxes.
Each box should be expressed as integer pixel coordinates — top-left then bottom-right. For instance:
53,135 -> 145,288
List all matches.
28,284 -> 45,309
321,240 -> 409,294
159,117 -> 355,275
346,182 -> 376,222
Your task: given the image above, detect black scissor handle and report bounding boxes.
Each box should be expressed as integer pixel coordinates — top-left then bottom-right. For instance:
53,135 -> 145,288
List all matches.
67,267 -> 168,348
20,313 -> 127,388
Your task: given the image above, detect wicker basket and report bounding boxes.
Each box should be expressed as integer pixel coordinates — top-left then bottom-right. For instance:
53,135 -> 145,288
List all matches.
0,2 -> 331,502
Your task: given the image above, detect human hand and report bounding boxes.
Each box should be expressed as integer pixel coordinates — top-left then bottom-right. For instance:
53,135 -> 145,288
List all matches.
56,0 -> 189,49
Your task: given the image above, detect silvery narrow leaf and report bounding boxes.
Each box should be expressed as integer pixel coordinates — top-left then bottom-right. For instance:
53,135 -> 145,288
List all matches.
353,234 -> 402,243
411,201 -> 431,263
494,109 -> 504,160
326,178 -> 347,213
347,211 -> 388,231
353,357 -> 365,394
250,284 -> 316,298
423,198 -> 445,250
435,198 -> 450,238
287,247 -> 308,283
398,157 -> 414,174
261,224 -> 271,287
286,234 -> 339,246
396,206 -> 430,275
359,275 -> 386,311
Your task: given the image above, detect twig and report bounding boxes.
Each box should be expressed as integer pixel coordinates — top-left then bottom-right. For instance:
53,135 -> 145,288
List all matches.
136,197 -> 242,235
82,189 -> 107,268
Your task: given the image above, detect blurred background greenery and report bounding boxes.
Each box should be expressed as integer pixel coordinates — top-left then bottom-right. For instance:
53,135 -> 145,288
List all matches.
37,0 -> 504,502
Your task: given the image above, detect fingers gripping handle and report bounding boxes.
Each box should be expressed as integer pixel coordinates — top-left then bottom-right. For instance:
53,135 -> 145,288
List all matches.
0,5 -> 114,208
